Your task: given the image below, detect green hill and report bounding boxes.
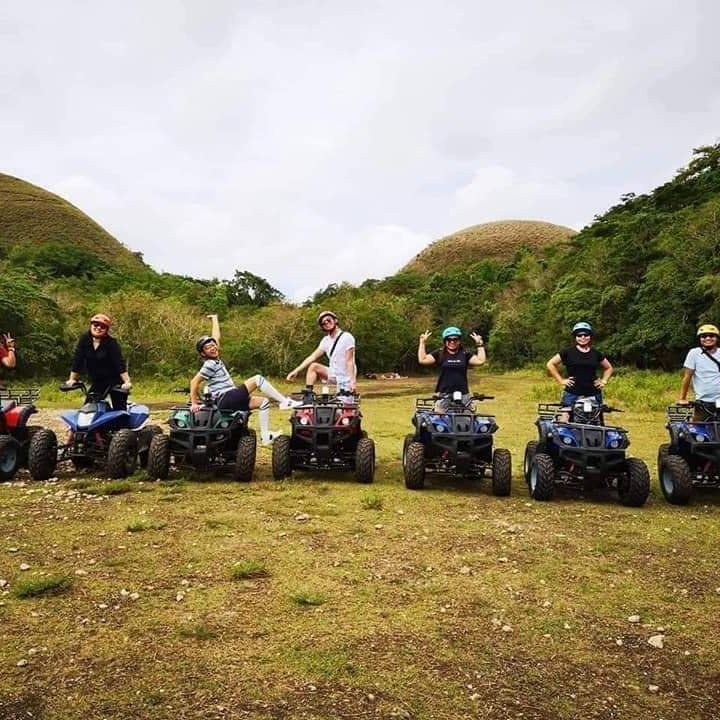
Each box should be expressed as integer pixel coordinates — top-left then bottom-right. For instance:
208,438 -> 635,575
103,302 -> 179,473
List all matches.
0,173 -> 147,272
402,220 -> 576,274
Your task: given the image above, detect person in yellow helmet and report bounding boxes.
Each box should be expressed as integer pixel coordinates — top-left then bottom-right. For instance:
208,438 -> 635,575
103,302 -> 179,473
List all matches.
679,324 -> 720,420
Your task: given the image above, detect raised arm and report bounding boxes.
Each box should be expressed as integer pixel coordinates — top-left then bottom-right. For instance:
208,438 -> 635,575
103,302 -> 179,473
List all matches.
208,314 -> 221,351
1,333 -> 16,369
468,332 -> 486,367
418,330 -> 436,366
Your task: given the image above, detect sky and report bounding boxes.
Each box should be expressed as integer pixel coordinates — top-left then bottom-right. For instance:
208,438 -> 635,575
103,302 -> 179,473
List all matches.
1,0 -> 719,301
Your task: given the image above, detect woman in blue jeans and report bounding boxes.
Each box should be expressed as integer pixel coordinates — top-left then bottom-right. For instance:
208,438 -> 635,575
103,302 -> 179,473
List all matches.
546,321 -> 613,406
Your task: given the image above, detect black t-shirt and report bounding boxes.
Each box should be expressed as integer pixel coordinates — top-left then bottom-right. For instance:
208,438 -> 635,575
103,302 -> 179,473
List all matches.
559,346 -> 606,396
71,333 -> 127,386
431,348 -> 471,394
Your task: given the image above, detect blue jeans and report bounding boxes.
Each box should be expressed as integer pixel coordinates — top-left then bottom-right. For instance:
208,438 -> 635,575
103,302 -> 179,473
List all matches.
561,390 -> 602,407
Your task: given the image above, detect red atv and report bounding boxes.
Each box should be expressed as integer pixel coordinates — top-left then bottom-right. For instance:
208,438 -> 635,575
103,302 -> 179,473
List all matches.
0,387 -> 56,481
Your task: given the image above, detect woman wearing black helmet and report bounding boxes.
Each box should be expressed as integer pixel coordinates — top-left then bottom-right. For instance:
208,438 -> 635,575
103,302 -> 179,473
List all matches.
546,321 -> 613,407
190,315 -> 299,445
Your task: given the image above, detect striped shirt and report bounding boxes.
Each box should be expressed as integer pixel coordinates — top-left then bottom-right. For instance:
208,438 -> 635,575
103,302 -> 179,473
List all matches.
199,358 -> 235,399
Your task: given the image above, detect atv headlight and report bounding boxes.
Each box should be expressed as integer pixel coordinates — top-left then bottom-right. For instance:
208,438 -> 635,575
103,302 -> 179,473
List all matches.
77,412 -> 95,427
341,417 -> 350,426
478,424 -> 489,433
300,416 -> 309,425
176,419 -> 187,429
434,424 -> 445,432
695,434 -> 706,442
562,435 -> 574,445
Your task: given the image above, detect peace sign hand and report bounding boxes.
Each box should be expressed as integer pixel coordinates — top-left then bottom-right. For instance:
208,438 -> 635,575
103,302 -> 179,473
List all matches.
419,330 -> 431,343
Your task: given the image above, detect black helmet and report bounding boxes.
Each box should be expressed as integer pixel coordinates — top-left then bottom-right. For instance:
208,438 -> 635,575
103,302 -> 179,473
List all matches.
196,335 -> 216,354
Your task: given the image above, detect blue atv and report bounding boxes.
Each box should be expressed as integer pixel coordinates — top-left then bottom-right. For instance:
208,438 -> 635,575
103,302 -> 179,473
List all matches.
29,382 -> 159,480
146,391 -> 256,481
402,392 -> 511,494
524,396 -> 649,506
659,400 -> 720,504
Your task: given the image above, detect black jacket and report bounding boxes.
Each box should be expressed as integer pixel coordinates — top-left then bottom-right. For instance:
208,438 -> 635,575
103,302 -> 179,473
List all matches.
71,333 -> 127,386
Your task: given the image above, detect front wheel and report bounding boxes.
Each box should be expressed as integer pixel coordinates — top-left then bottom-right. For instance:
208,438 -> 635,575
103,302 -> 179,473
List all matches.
107,429 -> 138,479
138,425 -> 163,468
272,434 -> 292,480
27,429 -> 58,481
0,435 -> 20,482
147,433 -> 171,480
234,432 -> 257,482
660,455 -> 693,504
491,448 -> 512,496
355,437 -> 375,484
618,457 -> 650,507
529,453 -> 555,501
404,442 -> 426,490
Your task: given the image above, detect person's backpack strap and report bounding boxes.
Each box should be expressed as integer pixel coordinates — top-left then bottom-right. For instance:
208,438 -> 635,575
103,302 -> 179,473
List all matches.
328,331 -> 345,358
701,348 -> 720,373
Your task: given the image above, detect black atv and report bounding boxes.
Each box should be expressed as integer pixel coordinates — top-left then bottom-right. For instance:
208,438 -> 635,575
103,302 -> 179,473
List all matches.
659,400 -> 720,504
524,396 -> 649,506
271,388 -> 374,483
146,391 -> 256,481
402,392 -> 511,494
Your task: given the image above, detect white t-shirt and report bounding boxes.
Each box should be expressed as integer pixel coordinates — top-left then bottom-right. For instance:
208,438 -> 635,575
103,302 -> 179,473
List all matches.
684,346 -> 720,401
319,330 -> 356,385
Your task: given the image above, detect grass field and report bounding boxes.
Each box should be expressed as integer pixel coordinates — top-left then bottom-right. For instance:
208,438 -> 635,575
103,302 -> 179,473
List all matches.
1,371 -> 719,720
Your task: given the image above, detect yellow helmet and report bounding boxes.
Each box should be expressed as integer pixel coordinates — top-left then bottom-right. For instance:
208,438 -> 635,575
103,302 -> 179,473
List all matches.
697,324 -> 719,336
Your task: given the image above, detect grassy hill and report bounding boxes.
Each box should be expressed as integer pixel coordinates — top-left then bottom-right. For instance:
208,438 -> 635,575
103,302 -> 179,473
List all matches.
0,173 -> 147,272
402,220 -> 576,274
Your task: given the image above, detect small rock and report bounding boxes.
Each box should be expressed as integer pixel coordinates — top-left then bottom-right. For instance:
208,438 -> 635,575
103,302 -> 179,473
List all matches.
0,579 -> 7,588
27,648 -> 39,655
498,557 -> 509,563
628,614 -> 641,623
648,685 -> 659,693
97,603 -> 108,610
648,634 -> 665,649
563,622 -> 571,630
616,638 -> 623,646
374,524 -> 383,530
294,513 -> 311,522
129,592 -> 140,601
367,693 -> 376,701
459,566 -> 472,575
8,547 -> 18,553
75,569 -> 88,576
120,589 -> 130,597
16,659 -> 28,667
470,693 -> 481,701
180,579 -> 190,586
176,592 -> 185,602
19,563 -> 30,571
501,624 -> 512,633
542,600 -> 551,608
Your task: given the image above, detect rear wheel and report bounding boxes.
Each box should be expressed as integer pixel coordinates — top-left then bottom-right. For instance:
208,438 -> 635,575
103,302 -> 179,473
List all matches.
523,441 -> 538,485
491,448 -> 512,496
657,443 -> 670,481
272,434 -> 292,480
660,455 -> 693,504
402,434 -> 414,468
147,433 -> 171,480
27,429 -> 58,481
529,453 -> 555,501
107,429 -> 138,479
618,457 -> 650,507
0,435 -> 20,481
355,437 -> 375,484
138,425 -> 163,468
404,442 -> 426,490
233,432 -> 257,482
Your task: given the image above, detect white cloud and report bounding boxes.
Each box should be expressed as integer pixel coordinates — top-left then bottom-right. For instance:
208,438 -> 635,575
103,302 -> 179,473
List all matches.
1,0 -> 719,299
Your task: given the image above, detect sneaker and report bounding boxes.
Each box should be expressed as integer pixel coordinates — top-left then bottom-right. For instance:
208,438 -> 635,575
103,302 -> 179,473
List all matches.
261,430 -> 282,446
279,397 -> 302,410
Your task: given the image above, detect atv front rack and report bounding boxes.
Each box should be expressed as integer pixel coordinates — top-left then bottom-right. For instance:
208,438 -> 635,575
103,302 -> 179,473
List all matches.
0,387 -> 40,404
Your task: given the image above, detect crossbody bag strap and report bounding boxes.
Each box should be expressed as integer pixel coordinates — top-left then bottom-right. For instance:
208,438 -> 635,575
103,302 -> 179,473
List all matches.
701,348 -> 720,372
328,331 -> 345,359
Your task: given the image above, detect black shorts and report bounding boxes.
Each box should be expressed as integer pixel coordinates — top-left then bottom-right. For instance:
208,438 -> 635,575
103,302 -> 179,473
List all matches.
217,385 -> 250,412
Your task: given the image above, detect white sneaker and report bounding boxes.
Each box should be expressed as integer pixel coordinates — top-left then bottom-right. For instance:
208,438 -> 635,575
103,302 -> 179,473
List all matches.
261,430 -> 282,446
279,397 -> 302,409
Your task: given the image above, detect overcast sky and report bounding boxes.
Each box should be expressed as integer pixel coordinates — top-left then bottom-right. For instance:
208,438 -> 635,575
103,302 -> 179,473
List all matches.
2,1 -> 719,301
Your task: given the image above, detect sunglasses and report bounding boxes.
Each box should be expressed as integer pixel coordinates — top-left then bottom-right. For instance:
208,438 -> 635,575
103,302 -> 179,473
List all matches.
90,322 -> 108,330
575,332 -> 591,338
699,333 -> 717,339
319,317 -> 335,325
445,337 -> 460,343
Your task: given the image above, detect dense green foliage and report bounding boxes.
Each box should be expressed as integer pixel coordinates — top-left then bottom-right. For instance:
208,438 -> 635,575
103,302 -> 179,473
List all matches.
2,142 -> 719,380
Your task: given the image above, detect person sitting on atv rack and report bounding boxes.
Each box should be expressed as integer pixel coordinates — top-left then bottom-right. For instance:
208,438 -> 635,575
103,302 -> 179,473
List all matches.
417,326 -> 486,409
191,314 -> 299,446
679,323 -> 720,421
546,321 -> 613,417
65,314 -> 132,411
0,332 -> 17,378
286,310 -> 357,393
